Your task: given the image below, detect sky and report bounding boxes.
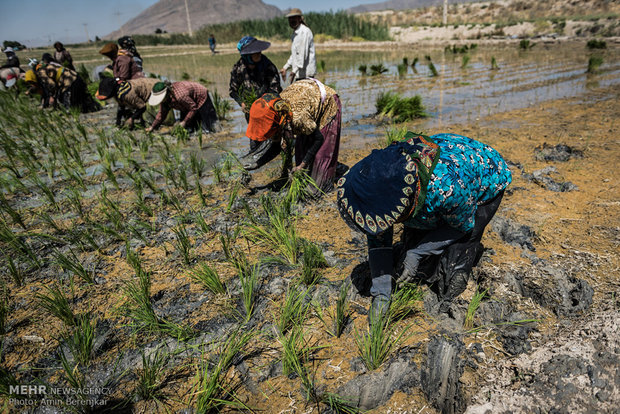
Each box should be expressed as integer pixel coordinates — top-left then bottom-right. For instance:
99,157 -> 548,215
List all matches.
0,0 -> 384,48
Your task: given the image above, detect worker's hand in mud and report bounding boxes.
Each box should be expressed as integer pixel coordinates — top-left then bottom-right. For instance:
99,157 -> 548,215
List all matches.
179,121 -> 186,128
125,118 -> 134,128
395,249 -> 421,287
145,126 -> 153,133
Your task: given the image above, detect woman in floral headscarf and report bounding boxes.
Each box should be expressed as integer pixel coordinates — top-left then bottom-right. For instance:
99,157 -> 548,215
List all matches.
336,132 -> 511,321
243,78 -> 341,194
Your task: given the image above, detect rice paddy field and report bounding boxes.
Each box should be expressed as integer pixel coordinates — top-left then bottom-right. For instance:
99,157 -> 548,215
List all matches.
1,40 -> 619,413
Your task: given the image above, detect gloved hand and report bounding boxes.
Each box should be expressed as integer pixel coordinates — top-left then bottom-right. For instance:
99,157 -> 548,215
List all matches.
395,249 -> 422,287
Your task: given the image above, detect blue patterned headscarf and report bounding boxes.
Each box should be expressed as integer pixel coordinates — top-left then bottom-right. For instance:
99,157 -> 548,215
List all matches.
337,133 -> 440,235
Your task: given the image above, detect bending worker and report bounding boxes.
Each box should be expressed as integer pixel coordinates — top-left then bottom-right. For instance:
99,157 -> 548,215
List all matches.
336,132 -> 512,320
243,78 -> 341,194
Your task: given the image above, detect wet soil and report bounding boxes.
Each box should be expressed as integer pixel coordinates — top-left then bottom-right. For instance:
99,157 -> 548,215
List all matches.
1,48 -> 619,414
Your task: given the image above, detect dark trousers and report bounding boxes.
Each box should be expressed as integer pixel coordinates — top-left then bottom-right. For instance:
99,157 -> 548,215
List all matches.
184,95 -> 217,133
403,191 -> 504,299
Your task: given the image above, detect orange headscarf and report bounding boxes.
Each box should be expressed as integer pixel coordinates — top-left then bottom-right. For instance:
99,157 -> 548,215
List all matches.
246,93 -> 292,142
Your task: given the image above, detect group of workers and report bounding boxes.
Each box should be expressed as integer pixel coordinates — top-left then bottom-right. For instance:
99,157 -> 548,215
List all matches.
1,8 -> 512,321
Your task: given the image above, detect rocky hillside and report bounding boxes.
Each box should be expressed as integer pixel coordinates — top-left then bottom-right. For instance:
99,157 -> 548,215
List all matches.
107,0 -> 282,38
348,0 -> 441,13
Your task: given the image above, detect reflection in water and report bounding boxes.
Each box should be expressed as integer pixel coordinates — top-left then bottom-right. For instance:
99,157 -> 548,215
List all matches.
149,44 -> 619,149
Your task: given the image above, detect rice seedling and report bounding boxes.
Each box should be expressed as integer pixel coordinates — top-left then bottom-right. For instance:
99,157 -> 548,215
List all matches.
55,248 -> 95,284
65,186 -> 87,221
284,169 -> 322,205
188,262 -> 226,294
122,262 -> 196,341
428,61 -> 438,77
463,288 -> 488,329
238,262 -> 260,322
316,281 -> 351,338
212,89 -> 232,121
491,56 -> 500,70
358,64 -> 367,75
376,91 -> 427,123
381,124 -> 408,147
0,367 -> 19,398
172,222 -> 192,265
276,285 -> 310,335
461,54 -> 471,69
587,56 -> 604,73
181,72 -> 191,80
0,192 -> 26,229
60,312 -> 96,366
0,218 -> 40,268
519,39 -> 535,50
321,393 -> 360,414
369,64 -> 388,76
192,328 -> 255,412
190,152 -> 206,178
411,56 -> 419,69
278,324 -> 319,401
59,348 -> 85,390
397,63 -> 408,77
300,241 -> 326,286
135,348 -> 169,402
226,180 -> 241,213
179,166 -> 190,191
354,313 -> 410,371
586,39 -> 606,49
211,162 -> 223,184
172,124 -> 190,143
194,177 -> 209,208
389,283 -> 424,320
28,173 -> 59,210
36,284 -> 76,326
244,198 -> 302,265
193,209 -> 211,234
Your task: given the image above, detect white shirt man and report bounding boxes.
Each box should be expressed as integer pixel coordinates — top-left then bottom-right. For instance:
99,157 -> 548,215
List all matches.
280,9 -> 316,82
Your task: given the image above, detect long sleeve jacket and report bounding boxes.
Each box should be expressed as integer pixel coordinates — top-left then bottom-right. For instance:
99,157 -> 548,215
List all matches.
282,24 -> 316,80
151,81 -> 209,129
113,50 -> 144,81
229,56 -> 282,108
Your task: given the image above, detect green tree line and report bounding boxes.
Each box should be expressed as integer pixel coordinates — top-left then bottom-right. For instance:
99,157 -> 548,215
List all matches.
129,11 -> 390,46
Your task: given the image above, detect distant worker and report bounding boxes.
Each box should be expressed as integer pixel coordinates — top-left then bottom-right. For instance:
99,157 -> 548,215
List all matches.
35,53 -> 99,112
1,47 -> 20,69
229,35 -> 282,149
96,77 -> 158,129
280,8 -> 316,83
53,42 -> 75,70
99,42 -> 143,82
208,34 -> 216,54
0,67 -> 21,89
145,81 -> 218,135
118,36 -> 144,72
99,42 -> 145,127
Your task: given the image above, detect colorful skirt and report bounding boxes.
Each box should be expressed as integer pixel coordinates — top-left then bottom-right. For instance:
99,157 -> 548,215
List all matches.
295,94 -> 342,193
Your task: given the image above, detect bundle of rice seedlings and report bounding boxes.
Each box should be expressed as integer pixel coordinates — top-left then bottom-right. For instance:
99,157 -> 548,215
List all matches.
519,39 -> 535,50
461,54 -> 470,69
381,125 -> 408,147
300,241 -> 326,286
369,64 -> 388,76
586,39 -> 606,49
376,91 -> 427,123
276,285 -> 310,335
587,56 -> 604,74
36,284 -> 76,326
397,63 -> 408,77
354,314 -> 410,371
211,89 -> 231,121
60,312 -> 96,366
135,348 -> 169,402
491,56 -> 500,70
463,288 -> 488,329
358,65 -> 368,75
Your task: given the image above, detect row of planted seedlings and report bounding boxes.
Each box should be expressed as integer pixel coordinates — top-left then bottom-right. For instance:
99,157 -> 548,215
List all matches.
0,92 -> 428,412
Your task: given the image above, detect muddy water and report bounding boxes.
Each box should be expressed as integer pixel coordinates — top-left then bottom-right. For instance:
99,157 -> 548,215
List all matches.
145,42 -> 620,150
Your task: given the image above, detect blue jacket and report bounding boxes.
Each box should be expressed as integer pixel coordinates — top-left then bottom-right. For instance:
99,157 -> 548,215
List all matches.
404,133 -> 511,233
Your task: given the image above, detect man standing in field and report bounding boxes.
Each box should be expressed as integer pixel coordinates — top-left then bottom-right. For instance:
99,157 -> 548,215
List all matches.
280,8 -> 316,83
